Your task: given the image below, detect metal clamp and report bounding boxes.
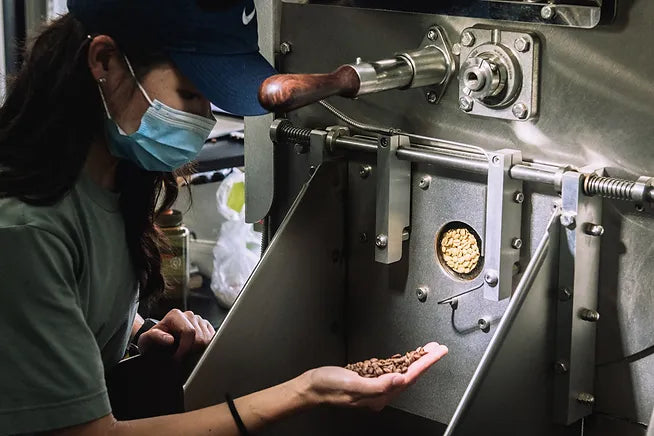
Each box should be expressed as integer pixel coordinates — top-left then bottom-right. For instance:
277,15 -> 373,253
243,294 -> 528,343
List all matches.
483,149 -> 524,301
553,169 -> 603,425
375,135 -> 411,264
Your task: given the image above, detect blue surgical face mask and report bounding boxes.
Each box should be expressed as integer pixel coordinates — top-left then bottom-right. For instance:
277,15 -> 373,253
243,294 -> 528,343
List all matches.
99,56 -> 216,172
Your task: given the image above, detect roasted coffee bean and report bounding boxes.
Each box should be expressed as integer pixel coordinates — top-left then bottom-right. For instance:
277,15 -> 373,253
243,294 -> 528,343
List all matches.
344,347 -> 428,378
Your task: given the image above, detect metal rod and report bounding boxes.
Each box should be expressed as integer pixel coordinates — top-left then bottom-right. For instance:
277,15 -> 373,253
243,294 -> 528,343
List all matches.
510,164 -> 560,187
443,208 -> 560,436
333,136 -> 378,153
396,146 -> 489,175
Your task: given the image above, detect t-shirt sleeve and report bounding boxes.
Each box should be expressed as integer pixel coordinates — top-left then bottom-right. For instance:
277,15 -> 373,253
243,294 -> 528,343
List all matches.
0,225 -> 111,434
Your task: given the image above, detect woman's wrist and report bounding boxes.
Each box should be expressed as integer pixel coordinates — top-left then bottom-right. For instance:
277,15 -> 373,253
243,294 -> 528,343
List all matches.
292,370 -> 323,409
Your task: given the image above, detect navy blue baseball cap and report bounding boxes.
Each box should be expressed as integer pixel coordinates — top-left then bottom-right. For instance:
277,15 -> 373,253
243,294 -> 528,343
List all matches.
67,0 -> 276,116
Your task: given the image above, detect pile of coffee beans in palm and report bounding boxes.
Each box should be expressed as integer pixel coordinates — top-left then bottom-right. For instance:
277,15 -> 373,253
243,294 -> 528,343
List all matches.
345,347 -> 428,377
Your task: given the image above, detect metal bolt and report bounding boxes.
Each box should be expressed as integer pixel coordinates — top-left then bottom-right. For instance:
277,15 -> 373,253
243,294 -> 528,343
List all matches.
452,43 -> 462,56
554,360 -> 569,374
579,308 -> 600,322
419,176 -> 432,190
380,137 -> 389,147
461,31 -> 475,47
478,317 -> 491,333
426,91 -> 438,104
558,287 -> 573,301
512,102 -> 529,120
359,232 -> 368,243
294,143 -> 308,154
513,192 -> 525,204
427,29 -> 437,41
560,212 -> 577,229
541,5 -> 556,19
459,96 -> 474,112
514,37 -> 531,53
416,286 -> 430,302
584,223 -> 605,237
484,270 -> 499,287
375,234 -> 388,249
511,238 -> 523,249
279,42 -> 292,55
492,155 -> 501,165
359,164 -> 372,179
576,393 -> 595,406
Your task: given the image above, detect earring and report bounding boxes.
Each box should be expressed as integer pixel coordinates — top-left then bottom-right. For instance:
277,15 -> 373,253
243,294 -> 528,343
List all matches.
98,77 -> 107,85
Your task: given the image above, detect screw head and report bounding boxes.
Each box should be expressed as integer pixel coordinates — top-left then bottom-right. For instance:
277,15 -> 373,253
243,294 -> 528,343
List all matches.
294,142 -> 308,154
579,308 -> 600,322
511,238 -> 523,249
558,287 -> 573,301
459,96 -> 474,112
359,164 -> 372,179
484,270 -> 499,287
478,317 -> 491,333
554,360 -> 569,374
427,29 -> 437,41
541,5 -> 556,19
513,192 -> 525,204
560,212 -> 577,229
279,42 -> 292,55
380,137 -> 389,147
359,232 -> 368,243
514,37 -> 531,53
492,155 -> 501,165
419,176 -> 432,190
584,223 -> 605,237
512,102 -> 529,120
461,31 -> 475,47
416,286 -> 430,302
576,393 -> 595,406
426,91 -> 438,104
375,234 -> 388,249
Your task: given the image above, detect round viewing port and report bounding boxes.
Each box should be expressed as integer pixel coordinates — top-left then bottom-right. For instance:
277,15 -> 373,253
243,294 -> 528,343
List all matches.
435,221 -> 484,281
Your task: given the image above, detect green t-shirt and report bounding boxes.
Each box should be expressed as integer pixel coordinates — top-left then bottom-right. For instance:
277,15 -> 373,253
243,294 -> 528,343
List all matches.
0,173 -> 138,434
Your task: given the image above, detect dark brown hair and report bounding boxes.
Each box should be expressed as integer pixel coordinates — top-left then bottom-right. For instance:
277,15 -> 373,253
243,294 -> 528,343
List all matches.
0,14 -> 179,303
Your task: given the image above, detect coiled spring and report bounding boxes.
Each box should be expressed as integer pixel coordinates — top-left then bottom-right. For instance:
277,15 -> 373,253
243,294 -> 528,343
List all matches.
277,120 -> 312,146
584,174 -> 636,201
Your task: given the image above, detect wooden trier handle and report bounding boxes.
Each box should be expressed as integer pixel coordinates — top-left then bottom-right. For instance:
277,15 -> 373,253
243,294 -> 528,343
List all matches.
258,65 -> 360,112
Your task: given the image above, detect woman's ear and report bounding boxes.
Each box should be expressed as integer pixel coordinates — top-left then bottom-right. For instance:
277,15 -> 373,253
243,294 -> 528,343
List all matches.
87,35 -> 120,83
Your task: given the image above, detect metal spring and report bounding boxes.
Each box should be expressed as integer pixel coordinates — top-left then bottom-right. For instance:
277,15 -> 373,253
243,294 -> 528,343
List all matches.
277,120 -> 312,145
584,174 -> 636,201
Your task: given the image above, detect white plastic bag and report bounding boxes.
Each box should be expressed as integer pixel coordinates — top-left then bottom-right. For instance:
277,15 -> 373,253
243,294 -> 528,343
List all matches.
211,169 -> 261,308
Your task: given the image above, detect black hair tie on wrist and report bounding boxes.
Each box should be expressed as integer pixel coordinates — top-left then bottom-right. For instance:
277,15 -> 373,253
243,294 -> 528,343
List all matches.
226,393 -> 251,436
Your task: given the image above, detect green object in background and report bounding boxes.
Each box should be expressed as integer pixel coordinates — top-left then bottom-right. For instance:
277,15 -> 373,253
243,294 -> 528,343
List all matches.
227,181 -> 245,213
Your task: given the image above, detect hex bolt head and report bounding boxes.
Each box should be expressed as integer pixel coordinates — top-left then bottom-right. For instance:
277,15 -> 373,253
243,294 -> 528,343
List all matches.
554,360 -> 569,374
459,96 -> 474,112
579,308 -> 600,322
452,43 -> 462,56
558,287 -> 573,301
416,286 -> 430,302
484,270 -> 499,287
560,212 -> 577,229
584,223 -> 605,237
461,31 -> 476,47
375,234 -> 388,249
541,5 -> 556,20
419,176 -> 432,190
511,238 -> 523,249
512,102 -> 529,120
427,29 -> 437,41
279,42 -> 292,55
359,164 -> 372,179
513,192 -> 525,204
478,317 -> 491,333
514,37 -> 531,53
576,393 -> 595,406
426,91 -> 438,104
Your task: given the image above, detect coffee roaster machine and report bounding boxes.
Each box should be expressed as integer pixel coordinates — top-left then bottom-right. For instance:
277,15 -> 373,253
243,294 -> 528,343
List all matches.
184,1 -> 654,434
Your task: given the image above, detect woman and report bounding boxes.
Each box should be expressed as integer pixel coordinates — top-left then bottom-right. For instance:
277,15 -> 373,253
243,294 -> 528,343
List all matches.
0,1 -> 448,434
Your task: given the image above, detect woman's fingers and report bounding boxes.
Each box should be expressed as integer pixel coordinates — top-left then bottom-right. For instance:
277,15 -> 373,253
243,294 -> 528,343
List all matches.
403,343 -> 449,384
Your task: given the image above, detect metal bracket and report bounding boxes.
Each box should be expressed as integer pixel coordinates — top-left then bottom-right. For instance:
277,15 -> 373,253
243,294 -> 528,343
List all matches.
375,135 -> 411,264
457,27 -> 540,121
553,169 -> 603,425
482,149 -> 524,301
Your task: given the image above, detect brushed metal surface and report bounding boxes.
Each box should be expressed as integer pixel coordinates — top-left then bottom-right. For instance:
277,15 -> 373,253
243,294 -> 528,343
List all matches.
184,162 -> 347,435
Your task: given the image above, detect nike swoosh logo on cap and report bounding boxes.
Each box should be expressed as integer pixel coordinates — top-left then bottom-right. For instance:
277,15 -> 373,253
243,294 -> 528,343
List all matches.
242,5 -> 256,25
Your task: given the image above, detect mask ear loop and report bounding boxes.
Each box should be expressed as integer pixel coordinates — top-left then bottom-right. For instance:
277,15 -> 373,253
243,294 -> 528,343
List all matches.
123,55 -> 155,106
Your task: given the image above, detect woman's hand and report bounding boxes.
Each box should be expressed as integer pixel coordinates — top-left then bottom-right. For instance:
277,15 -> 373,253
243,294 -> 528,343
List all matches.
300,342 -> 448,411
138,309 -> 215,359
